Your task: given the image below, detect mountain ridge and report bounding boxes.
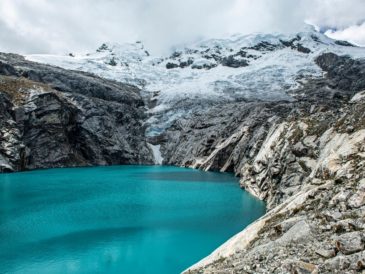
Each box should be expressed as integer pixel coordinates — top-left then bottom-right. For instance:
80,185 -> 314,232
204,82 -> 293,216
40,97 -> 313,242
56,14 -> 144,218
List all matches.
26,26 -> 365,139
0,28 -> 365,273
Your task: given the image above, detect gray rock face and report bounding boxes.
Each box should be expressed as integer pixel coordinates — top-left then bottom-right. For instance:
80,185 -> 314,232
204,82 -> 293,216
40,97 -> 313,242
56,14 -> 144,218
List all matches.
160,53 -> 365,274
0,53 -> 153,172
348,180 -> 365,208
335,232 -> 364,255
1,53 -> 143,105
316,52 -> 365,92
162,53 -> 365,207
1,49 -> 364,274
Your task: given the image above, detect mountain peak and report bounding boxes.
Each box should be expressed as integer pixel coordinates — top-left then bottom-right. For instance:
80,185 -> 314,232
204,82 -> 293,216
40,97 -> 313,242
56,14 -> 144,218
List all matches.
26,28 -> 365,136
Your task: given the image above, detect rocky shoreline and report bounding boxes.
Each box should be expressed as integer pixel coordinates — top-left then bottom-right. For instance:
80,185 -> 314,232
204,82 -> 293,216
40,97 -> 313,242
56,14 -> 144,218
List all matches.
162,53 -> 365,273
1,50 -> 364,273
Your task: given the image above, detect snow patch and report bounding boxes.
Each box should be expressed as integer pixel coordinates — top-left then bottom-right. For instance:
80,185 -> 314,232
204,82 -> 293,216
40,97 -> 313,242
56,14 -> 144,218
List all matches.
148,143 -> 164,165
350,90 -> 365,103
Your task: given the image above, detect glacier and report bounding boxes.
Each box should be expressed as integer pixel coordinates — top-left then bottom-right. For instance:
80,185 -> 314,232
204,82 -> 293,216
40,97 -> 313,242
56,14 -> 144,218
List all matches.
27,25 -> 365,137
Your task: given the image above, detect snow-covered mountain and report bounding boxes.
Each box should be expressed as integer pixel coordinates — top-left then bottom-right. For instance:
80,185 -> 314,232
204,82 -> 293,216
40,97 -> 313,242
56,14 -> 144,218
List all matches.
27,25 -> 365,136
3,21 -> 365,274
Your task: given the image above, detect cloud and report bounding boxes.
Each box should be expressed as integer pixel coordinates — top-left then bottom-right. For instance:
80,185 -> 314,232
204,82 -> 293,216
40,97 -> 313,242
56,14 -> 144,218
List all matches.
325,23 -> 365,46
0,0 -> 364,54
304,0 -> 365,28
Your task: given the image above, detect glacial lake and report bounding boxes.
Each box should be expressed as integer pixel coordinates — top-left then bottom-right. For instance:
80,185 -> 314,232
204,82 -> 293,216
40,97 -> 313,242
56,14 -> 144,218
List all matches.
0,166 -> 265,274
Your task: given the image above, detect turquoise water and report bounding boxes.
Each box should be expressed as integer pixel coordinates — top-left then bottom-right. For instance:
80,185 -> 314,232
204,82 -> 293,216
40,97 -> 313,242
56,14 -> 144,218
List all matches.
0,165 -> 265,274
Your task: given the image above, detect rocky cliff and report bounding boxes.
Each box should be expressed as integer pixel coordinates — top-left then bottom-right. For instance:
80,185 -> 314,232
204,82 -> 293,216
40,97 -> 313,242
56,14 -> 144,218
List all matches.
0,53 -> 153,172
1,29 -> 365,273
164,54 -> 365,273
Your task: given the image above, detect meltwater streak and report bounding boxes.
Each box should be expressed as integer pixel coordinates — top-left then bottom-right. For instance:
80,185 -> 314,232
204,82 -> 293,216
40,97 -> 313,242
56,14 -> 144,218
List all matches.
0,166 -> 265,274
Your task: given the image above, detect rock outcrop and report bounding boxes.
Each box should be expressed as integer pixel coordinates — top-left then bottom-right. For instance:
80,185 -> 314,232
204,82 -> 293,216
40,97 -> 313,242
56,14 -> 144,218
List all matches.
0,53 -> 153,172
160,53 -> 365,273
1,45 -> 364,273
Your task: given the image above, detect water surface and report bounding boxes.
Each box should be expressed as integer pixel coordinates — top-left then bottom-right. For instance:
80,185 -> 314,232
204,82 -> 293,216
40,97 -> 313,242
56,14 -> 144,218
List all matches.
0,166 -> 265,274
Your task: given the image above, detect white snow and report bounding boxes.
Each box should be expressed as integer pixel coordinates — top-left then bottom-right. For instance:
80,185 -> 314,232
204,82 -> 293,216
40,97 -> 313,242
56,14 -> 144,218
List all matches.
26,25 -> 365,136
148,143 -> 164,165
350,90 -> 365,103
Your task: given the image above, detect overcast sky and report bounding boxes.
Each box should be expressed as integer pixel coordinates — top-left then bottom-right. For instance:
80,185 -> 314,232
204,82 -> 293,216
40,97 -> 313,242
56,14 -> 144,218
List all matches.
0,0 -> 364,55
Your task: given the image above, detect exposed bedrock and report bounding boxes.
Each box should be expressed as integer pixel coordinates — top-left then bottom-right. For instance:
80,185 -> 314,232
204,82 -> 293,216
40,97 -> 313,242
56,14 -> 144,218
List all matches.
160,53 -> 365,273
1,49 -> 365,273
162,53 -> 365,207
0,53 -> 153,172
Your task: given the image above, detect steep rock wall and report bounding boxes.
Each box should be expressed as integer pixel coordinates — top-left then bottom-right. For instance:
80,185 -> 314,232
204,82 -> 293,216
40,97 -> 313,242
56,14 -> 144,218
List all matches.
160,54 -> 365,273
0,53 -> 153,172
